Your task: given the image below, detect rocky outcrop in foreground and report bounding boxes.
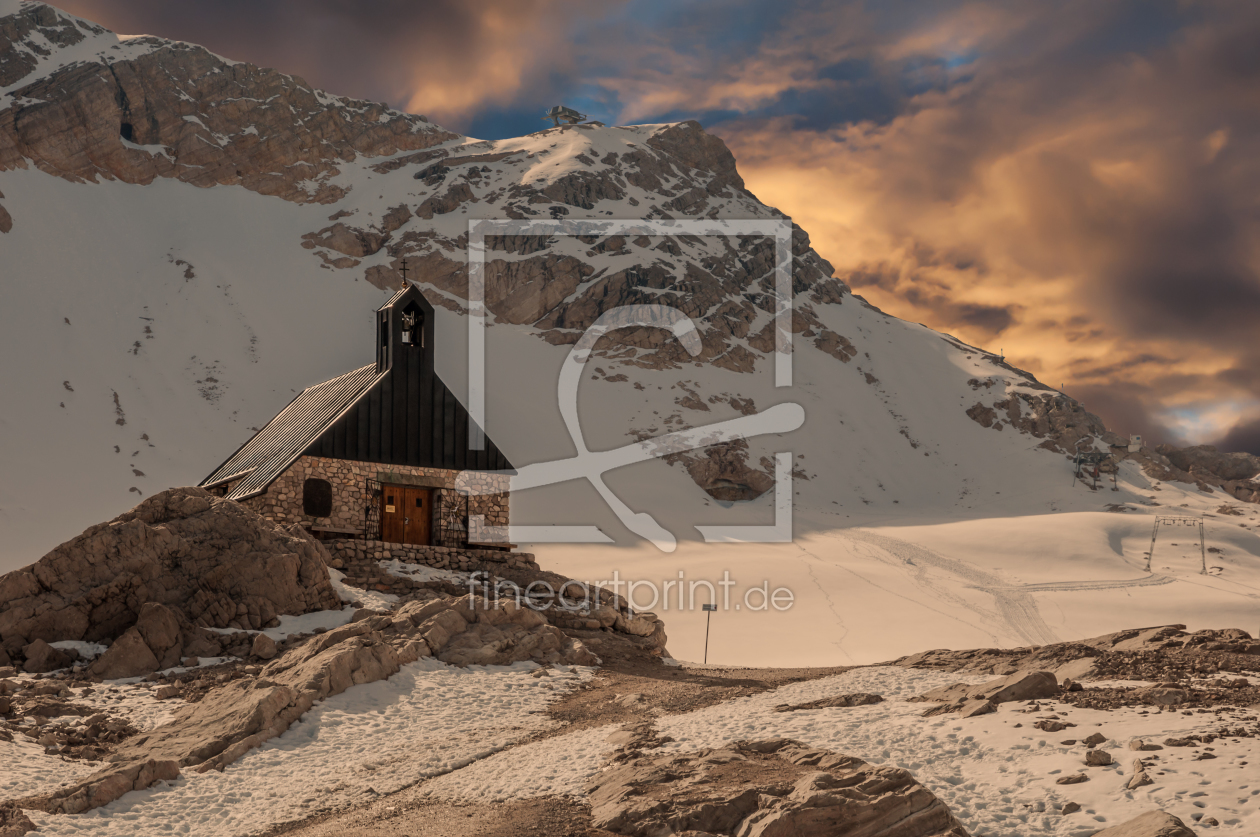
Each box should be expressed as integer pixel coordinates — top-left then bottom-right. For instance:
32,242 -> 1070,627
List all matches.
0,488 -> 342,672
17,591 -> 602,816
0,802 -> 35,837
1,487 -> 670,816
1092,810 -> 1198,837
588,737 -> 970,837
912,670 -> 1060,717
892,624 -> 1260,681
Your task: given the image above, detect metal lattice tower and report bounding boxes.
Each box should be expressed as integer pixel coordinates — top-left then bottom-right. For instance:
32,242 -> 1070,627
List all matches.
1146,516 -> 1206,574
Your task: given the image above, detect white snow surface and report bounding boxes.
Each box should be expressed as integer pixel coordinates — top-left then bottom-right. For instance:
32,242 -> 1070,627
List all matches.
13,661 -> 594,836
15,664 -> 1249,836
420,666 -> 1260,836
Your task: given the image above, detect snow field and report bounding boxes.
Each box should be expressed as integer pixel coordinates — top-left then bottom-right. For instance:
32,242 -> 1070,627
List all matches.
656,667 -> 1260,836
416,666 -> 1260,836
19,662 -> 593,837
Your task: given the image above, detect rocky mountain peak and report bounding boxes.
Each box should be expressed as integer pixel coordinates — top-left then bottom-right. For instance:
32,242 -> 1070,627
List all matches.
0,1 -> 455,203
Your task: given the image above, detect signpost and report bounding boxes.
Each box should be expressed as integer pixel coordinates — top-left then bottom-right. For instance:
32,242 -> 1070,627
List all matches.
702,603 -> 717,664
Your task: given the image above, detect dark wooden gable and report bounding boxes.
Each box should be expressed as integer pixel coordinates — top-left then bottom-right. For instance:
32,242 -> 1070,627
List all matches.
303,285 -> 513,472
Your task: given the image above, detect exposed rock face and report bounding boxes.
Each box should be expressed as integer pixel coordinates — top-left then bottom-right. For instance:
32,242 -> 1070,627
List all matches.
665,438 -> 776,501
0,487 -> 342,671
1090,810 -> 1198,837
913,671 -> 1058,715
776,693 -> 884,712
0,4 -> 455,204
1162,445 -> 1260,482
963,386 -> 1260,504
26,589 -> 602,815
588,738 -> 970,837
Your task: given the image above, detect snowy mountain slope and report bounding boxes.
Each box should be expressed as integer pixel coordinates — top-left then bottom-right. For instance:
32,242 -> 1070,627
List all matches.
3,2 -> 1260,666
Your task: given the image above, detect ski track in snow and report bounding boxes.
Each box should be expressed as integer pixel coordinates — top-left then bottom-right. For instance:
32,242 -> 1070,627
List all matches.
846,529 -> 1060,646
993,575 -> 1177,593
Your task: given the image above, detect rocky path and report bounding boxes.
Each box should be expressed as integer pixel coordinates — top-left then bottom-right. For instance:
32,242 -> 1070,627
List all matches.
264,657 -> 853,837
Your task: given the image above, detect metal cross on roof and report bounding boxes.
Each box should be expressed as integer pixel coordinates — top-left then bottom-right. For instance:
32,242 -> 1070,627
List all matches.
399,259 -> 409,282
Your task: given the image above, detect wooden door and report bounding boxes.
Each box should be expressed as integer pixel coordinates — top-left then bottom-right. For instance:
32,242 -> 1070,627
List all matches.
381,485 -> 405,543
403,487 -> 432,546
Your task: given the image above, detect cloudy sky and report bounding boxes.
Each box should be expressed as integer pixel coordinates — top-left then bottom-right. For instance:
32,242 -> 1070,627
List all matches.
59,0 -> 1260,453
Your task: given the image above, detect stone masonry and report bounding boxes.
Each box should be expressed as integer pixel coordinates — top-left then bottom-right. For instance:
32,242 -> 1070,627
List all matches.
210,455 -> 509,544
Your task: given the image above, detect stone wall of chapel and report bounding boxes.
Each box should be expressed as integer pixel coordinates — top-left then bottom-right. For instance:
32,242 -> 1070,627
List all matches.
210,455 -> 509,543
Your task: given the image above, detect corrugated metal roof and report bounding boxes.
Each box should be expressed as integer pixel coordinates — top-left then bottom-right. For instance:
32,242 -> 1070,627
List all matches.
200,364 -> 385,500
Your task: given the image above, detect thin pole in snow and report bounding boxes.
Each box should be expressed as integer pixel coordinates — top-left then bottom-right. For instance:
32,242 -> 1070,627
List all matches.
702,603 -> 717,664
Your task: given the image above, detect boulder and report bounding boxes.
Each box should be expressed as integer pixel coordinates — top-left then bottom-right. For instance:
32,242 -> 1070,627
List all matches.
1127,759 -> 1154,790
88,630 -> 159,680
0,802 -> 36,837
1085,749 -> 1113,766
20,638 -> 71,673
250,633 -> 278,661
0,488 -> 342,672
588,738 -> 970,837
133,603 -> 184,669
1089,810 -> 1198,836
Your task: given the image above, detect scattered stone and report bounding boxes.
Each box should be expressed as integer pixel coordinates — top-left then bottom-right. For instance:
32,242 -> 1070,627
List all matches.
1085,749 -> 1114,766
1036,720 -> 1069,732
1164,738 -> 1195,747
1083,732 -> 1108,747
1062,801 -> 1081,814
250,633 -> 278,661
1130,739 -> 1164,751
1143,687 -> 1190,707
154,685 -> 180,700
1128,759 -> 1155,789
1057,774 -> 1089,785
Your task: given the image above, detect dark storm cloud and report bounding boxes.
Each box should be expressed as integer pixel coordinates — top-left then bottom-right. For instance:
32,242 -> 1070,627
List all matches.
1213,417 -> 1260,456
1068,383 -> 1188,449
48,0 -> 1260,447
57,0 -> 621,130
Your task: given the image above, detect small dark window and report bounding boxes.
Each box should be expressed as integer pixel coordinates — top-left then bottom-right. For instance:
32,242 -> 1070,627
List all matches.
415,497 -> 423,508
303,478 -> 333,517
